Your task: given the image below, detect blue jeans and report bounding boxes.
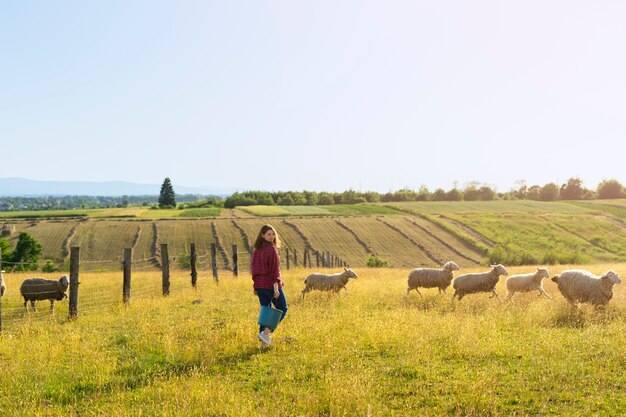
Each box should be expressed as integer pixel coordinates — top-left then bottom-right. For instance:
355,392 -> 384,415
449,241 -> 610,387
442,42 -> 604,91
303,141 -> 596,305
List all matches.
256,288 -> 288,333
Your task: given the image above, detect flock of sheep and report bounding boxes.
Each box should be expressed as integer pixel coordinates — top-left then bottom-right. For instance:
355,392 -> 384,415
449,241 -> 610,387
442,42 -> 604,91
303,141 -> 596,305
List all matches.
0,270 -> 69,313
407,262 -> 622,307
301,262 -> 622,308
0,262 -> 621,314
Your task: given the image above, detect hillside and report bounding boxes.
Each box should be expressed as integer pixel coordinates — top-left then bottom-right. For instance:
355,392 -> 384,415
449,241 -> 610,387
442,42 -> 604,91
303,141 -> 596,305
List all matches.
2,200 -> 626,271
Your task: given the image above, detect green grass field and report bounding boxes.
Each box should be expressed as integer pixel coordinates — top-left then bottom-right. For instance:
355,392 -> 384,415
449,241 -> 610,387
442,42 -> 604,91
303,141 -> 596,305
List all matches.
238,204 -> 401,217
1,265 -> 625,416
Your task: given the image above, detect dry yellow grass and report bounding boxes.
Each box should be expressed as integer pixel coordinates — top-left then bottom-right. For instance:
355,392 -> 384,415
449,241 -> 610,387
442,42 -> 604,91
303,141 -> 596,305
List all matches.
1,264 -> 626,415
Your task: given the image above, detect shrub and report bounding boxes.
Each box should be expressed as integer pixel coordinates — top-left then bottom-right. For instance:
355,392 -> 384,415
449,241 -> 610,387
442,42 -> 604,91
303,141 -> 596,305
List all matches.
42,260 -> 60,272
366,254 -> 389,268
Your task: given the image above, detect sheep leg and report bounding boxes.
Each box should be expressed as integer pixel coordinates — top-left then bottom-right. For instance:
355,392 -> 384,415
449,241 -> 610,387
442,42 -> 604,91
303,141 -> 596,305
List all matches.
505,291 -> 514,301
50,300 -> 55,314
23,297 -> 29,312
491,290 -> 503,302
438,288 -> 447,295
31,300 -> 36,311
415,288 -> 423,297
538,288 -> 551,299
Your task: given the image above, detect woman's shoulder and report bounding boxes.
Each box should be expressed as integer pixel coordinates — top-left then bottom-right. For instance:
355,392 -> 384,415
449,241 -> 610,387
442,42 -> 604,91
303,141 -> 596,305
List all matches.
255,243 -> 277,253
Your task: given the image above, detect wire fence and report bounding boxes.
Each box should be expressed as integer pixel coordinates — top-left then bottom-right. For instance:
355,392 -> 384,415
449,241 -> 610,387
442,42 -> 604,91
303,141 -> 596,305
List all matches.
0,243 -> 347,332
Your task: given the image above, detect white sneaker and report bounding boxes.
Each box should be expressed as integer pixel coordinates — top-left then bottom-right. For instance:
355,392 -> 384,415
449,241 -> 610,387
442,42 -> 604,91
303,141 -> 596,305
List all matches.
258,331 -> 272,346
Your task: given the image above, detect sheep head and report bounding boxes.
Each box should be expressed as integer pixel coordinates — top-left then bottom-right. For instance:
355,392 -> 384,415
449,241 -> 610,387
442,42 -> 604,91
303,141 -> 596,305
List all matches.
490,264 -> 508,276
343,268 -> 358,279
57,275 -> 70,296
601,270 -> 621,285
443,261 -> 460,272
536,268 -> 550,280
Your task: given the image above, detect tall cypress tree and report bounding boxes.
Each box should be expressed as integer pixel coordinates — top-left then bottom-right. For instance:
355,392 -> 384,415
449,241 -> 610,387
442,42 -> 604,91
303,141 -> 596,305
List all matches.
158,177 -> 176,208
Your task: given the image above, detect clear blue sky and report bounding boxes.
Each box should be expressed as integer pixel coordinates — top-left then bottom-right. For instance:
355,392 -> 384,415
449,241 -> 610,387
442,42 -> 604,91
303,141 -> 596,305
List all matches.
2,1 -> 625,193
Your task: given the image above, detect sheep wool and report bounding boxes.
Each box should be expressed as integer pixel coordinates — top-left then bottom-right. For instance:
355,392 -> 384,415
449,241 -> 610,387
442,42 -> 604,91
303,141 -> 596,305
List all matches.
452,264 -> 509,301
505,268 -> 551,300
0,270 -> 5,298
407,261 -> 460,296
302,268 -> 358,298
551,269 -> 621,307
20,275 -> 69,312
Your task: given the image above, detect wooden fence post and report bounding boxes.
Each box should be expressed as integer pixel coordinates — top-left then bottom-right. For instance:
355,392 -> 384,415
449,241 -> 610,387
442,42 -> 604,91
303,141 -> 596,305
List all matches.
285,248 -> 290,270
161,244 -> 170,296
68,247 -> 80,319
210,243 -> 219,282
190,243 -> 197,288
303,248 -> 308,268
316,251 -> 319,268
293,249 -> 298,267
326,251 -> 331,268
232,244 -> 238,277
321,252 -> 325,268
123,248 -> 132,304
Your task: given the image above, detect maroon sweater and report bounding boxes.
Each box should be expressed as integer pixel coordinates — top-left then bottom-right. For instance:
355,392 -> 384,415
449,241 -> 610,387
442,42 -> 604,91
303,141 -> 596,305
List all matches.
251,243 -> 283,289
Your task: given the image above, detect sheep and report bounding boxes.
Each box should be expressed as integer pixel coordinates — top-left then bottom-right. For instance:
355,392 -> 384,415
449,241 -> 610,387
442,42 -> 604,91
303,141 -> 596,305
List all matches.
302,268 -> 358,298
0,270 -> 5,298
452,264 -> 508,302
505,268 -> 551,300
551,269 -> 621,307
407,261 -> 460,296
20,275 -> 69,313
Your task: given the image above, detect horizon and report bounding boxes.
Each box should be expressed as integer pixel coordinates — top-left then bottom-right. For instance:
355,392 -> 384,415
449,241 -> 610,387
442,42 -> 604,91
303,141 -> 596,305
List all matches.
0,175 -> 620,198
2,2 -> 626,192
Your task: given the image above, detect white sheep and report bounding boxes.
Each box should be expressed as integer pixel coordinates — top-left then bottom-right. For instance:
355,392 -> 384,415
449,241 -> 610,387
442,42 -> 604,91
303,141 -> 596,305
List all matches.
302,268 -> 358,298
20,275 -> 69,313
407,261 -> 460,296
551,269 -> 621,307
452,264 -> 508,302
0,270 -> 5,298
505,268 -> 551,300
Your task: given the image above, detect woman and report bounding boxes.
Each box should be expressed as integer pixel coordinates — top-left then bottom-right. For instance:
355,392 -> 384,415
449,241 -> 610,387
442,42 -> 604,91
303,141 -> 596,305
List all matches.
251,224 -> 288,346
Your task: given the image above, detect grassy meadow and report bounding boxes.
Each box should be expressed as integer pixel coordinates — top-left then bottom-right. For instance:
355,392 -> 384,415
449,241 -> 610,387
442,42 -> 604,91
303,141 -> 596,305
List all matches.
2,265 -> 626,416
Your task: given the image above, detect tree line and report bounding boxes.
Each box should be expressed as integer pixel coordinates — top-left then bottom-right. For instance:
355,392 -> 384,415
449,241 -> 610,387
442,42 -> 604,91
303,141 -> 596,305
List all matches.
224,178 -> 626,207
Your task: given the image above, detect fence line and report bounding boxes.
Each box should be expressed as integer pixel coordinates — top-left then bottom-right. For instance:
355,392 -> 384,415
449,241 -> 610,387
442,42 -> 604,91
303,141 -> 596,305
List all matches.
0,243 -> 347,332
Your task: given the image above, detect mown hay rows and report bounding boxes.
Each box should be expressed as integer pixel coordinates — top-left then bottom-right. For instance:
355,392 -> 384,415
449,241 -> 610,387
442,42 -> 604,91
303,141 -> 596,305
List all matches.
288,218 -> 369,267
399,217 -> 482,265
282,220 -> 319,253
376,218 -> 443,265
339,217 -> 438,267
61,221 -> 82,261
436,215 -> 496,248
20,220 -> 79,263
231,220 -> 252,254
153,222 -> 162,268
335,219 -> 374,254
211,222 -> 231,271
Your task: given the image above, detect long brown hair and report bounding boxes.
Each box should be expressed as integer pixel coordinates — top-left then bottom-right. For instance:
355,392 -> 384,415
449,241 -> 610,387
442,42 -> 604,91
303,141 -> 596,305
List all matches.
253,224 -> 281,249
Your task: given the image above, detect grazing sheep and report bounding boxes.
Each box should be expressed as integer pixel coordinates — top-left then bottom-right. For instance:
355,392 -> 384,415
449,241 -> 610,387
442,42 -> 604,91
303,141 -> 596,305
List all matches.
505,268 -> 551,300
0,270 -> 5,298
20,275 -> 69,312
452,264 -> 509,302
407,261 -> 460,296
302,268 -> 358,298
551,269 -> 621,307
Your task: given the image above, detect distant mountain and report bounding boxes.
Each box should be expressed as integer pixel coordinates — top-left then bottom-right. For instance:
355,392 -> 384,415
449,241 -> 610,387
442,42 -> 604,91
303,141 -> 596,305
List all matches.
0,177 -> 237,197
